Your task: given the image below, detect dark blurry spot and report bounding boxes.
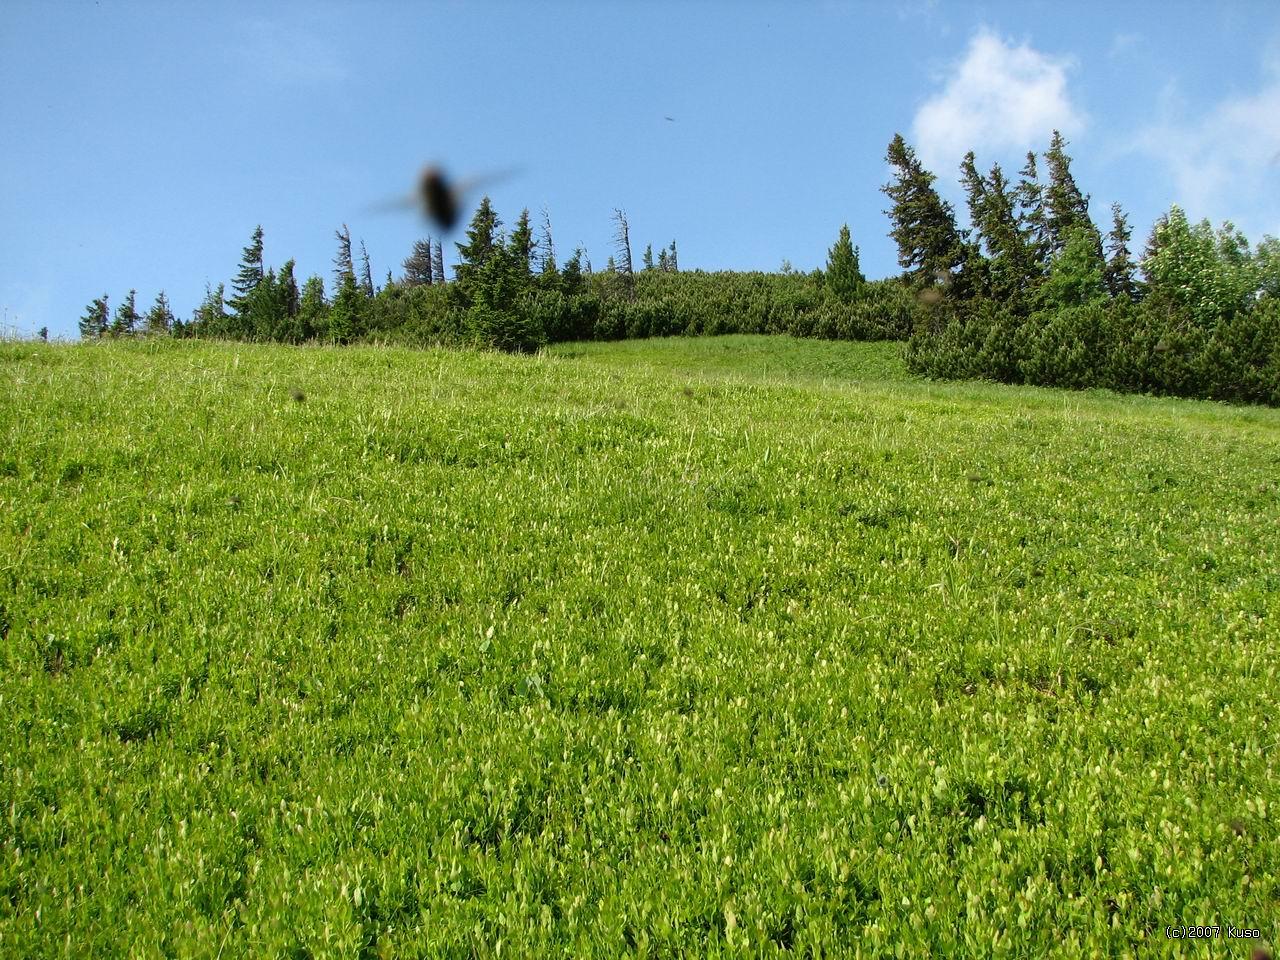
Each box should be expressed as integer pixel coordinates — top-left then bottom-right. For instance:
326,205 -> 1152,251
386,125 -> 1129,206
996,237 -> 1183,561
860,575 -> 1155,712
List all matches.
1229,818 -> 1247,836
289,387 -> 305,403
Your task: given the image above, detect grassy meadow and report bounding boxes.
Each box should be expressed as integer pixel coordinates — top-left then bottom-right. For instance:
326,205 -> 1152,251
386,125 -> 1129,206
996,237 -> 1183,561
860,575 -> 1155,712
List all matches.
1,334 -> 1278,957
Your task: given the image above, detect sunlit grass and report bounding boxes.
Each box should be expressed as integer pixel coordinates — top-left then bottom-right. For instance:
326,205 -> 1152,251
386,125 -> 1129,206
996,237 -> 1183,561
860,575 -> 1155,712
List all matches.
2,336 -> 1277,956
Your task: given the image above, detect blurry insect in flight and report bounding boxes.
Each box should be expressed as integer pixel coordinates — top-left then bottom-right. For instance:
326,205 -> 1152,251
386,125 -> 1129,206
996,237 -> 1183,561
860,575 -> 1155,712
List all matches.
369,164 -> 518,233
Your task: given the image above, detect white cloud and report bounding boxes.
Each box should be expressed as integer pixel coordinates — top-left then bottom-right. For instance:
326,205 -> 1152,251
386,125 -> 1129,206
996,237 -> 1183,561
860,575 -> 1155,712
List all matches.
912,28 -> 1086,175
1134,60 -> 1280,238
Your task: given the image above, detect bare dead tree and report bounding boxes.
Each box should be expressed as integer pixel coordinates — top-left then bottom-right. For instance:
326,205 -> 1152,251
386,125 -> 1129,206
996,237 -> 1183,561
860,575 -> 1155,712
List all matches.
539,206 -> 557,275
612,207 -> 635,299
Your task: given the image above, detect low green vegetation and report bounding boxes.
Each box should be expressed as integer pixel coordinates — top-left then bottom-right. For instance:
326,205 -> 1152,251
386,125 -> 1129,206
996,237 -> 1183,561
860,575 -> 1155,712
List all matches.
3,336 -> 1278,956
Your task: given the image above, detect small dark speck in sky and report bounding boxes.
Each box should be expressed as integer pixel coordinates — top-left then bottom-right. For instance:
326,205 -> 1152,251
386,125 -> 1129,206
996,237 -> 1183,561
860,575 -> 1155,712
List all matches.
664,116 -> 676,122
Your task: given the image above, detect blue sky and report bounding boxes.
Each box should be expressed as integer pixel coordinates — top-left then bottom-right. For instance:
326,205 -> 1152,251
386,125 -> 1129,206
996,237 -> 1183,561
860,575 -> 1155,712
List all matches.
3,0 -> 1279,338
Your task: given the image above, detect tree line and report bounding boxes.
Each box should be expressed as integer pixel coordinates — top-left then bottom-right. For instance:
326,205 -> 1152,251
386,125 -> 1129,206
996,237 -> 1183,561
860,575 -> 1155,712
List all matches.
80,202 -> 908,355
882,131 -> 1280,405
80,133 -> 1280,406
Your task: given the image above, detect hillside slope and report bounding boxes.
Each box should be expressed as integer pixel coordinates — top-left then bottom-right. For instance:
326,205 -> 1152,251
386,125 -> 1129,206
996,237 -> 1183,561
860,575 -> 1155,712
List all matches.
2,337 -> 1277,955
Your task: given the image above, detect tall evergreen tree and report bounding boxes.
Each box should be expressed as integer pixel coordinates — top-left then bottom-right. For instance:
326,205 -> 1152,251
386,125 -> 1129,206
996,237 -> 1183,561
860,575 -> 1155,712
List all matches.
110,289 -> 140,337
144,290 -> 175,335
333,224 -> 355,288
328,273 -> 364,343
1016,151 -> 1050,273
882,133 -> 964,288
824,224 -> 865,301
359,240 -> 375,297
980,162 -> 1041,306
642,244 -> 655,271
1042,131 -> 1101,258
657,247 -> 670,271
79,294 -> 109,340
508,208 -> 535,278
431,238 -> 446,286
229,225 -> 265,320
192,283 -> 228,337
278,259 -> 300,319
1104,202 -> 1139,301
454,196 -> 501,295
403,239 -> 435,286
960,151 -> 989,239
297,275 -> 328,340
561,248 -> 585,295
667,240 -> 679,272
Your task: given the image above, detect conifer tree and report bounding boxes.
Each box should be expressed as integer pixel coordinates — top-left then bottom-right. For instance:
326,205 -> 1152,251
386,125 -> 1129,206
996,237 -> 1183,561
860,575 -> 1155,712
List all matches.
250,267 -> 284,340
79,294 -> 109,339
144,290 -> 175,335
657,247 -> 670,271
508,208 -> 535,278
824,224 -> 865,301
403,239 -> 435,286
359,240 -> 375,297
561,248 -> 585,295
278,259 -> 300,319
1016,151 -> 1051,272
882,133 -> 964,288
333,224 -> 355,288
110,289 -> 140,337
979,162 -> 1040,306
667,240 -> 679,272
642,244 -> 655,271
612,209 -> 635,298
297,275 -> 328,340
328,273 -> 364,343
431,238 -> 446,285
192,283 -> 228,337
1104,203 -> 1138,301
229,225 -> 265,321
454,196 -> 500,298
1042,131 -> 1101,258
538,207 -> 557,275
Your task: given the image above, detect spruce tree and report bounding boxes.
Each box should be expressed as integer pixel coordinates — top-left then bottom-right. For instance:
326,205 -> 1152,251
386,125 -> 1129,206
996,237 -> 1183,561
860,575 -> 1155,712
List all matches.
279,259 -> 300,319
1016,151 -> 1051,273
657,247 -> 670,271
1042,131 -> 1101,258
642,244 -> 655,271
980,163 -> 1040,307
110,289 -> 140,337
560,248 -> 585,295
882,133 -> 964,288
454,196 -> 500,299
403,239 -> 435,286
79,294 -> 109,340
1104,203 -> 1139,301
508,208 -> 535,278
333,225 -> 355,288
297,275 -> 328,340
327,273 -> 363,343
144,290 -> 175,335
538,207 -> 557,275
431,238 -> 446,285
824,224 -> 865,301
359,240 -> 375,297
667,240 -> 679,272
229,225 -> 265,322
192,283 -> 228,337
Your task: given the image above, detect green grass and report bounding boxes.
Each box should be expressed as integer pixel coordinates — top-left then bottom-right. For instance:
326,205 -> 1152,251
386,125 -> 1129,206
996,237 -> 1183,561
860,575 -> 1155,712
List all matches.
2,335 -> 1277,957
